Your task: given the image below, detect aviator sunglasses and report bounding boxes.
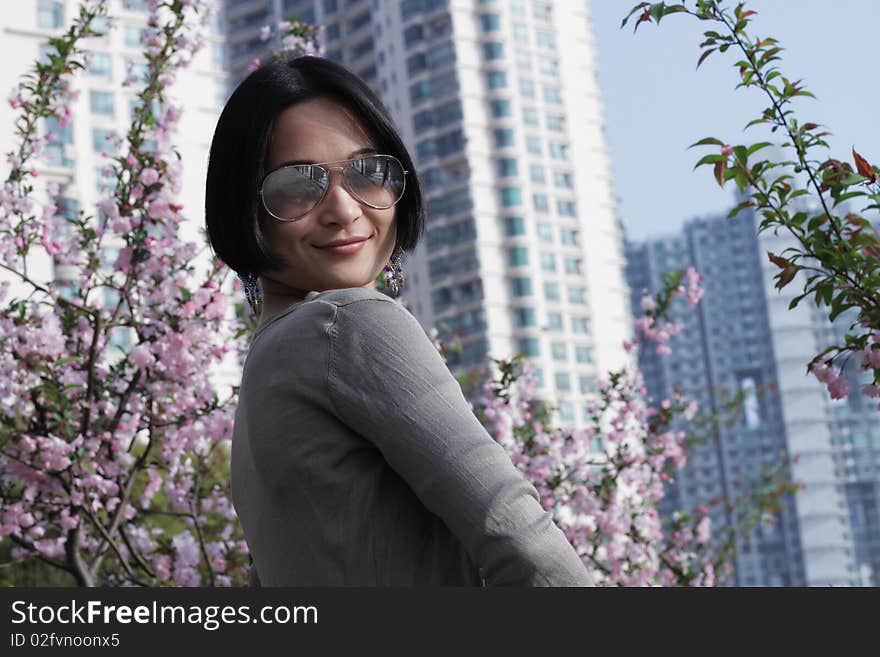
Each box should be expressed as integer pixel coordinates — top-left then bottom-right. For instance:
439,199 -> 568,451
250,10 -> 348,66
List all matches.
258,153 -> 408,222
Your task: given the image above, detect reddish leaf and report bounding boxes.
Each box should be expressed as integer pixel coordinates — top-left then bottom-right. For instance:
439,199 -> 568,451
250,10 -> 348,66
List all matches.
634,9 -> 651,32
713,159 -> 726,187
767,252 -> 790,269
741,10 -> 757,18
697,47 -> 716,69
802,123 -> 819,131
853,148 -> 876,180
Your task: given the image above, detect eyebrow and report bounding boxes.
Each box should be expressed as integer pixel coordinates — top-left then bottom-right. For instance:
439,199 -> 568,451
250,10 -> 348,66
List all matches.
276,147 -> 378,168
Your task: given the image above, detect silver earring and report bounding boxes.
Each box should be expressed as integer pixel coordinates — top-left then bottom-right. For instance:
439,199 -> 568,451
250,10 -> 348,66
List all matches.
382,246 -> 405,296
240,272 -> 262,315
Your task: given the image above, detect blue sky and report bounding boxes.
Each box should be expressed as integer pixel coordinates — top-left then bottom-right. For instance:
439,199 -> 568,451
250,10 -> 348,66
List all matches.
589,0 -> 880,240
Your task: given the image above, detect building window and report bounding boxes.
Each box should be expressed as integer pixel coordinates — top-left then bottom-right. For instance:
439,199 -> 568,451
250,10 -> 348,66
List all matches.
483,42 -> 504,60
564,257 -> 582,275
526,136 -> 541,155
512,22 -> 528,41
575,346 -> 592,363
43,117 -> 73,167
487,70 -> 507,89
536,30 -> 556,49
551,341 -> 567,361
325,0 -> 339,13
89,90 -> 115,116
95,166 -> 116,194
529,164 -> 545,183
546,312 -> 563,331
88,52 -> 112,79
515,50 -> 531,70
549,142 -> 568,160
91,15 -> 110,37
404,24 -> 424,46
490,98 -> 511,117
500,187 -> 522,207
514,307 -> 537,327
511,277 -> 532,297
537,222 -> 553,242
560,228 -> 578,245
124,25 -> 143,48
496,158 -> 518,177
579,375 -> 595,393
554,171 -> 574,189
522,106 -> 538,125
544,281 -> 559,301
494,128 -> 515,147
37,0 -> 63,28
519,78 -> 535,98
571,317 -> 589,334
533,194 -> 549,213
532,2 -> 552,22
504,216 -> 525,236
557,201 -> 577,217
542,85 -> 562,104
480,13 -> 501,32
538,55 -> 558,76
507,246 -> 529,267
92,128 -> 115,153
546,114 -> 564,132
555,371 -> 571,391
518,337 -> 540,357
567,286 -> 586,304
559,401 -> 574,422
540,252 -> 556,272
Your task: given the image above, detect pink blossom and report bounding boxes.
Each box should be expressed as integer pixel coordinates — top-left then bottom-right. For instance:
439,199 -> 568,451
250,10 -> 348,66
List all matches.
141,167 -> 160,186
827,375 -> 852,400
695,516 -> 711,544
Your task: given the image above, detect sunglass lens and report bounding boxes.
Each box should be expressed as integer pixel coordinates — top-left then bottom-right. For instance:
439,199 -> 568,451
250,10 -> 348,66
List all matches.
261,166 -> 326,220
344,155 -> 405,208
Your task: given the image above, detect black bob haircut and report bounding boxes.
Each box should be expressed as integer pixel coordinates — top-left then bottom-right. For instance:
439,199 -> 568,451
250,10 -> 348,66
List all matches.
205,55 -> 425,276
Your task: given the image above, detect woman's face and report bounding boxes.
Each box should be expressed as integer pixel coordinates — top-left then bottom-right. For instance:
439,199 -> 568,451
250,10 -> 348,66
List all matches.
258,96 -> 398,295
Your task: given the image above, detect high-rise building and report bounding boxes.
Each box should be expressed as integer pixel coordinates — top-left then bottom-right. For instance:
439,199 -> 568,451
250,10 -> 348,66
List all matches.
224,0 -> 632,428
0,0 -> 228,328
626,208 -> 880,586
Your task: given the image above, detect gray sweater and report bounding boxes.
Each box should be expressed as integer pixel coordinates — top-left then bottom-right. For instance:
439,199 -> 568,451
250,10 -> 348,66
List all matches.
231,286 -> 593,586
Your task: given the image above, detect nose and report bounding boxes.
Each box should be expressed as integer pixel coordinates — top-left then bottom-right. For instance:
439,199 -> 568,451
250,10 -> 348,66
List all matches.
316,167 -> 362,226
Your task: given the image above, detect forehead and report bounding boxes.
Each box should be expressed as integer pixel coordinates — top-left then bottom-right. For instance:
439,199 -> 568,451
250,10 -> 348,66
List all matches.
265,97 -> 376,169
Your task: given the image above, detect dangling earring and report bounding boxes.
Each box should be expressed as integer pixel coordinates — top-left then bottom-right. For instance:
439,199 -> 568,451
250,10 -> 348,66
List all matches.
240,271 -> 262,315
382,246 -> 405,296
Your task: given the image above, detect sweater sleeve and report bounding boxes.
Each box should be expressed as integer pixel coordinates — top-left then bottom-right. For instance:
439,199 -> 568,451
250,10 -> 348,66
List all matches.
325,295 -> 593,587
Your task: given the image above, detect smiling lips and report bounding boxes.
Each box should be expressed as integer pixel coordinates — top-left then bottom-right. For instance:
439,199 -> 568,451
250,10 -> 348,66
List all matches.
317,236 -> 370,255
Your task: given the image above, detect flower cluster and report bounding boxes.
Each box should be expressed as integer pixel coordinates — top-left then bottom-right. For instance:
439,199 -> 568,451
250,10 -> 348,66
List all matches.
1,0 -> 249,587
248,18 -> 325,72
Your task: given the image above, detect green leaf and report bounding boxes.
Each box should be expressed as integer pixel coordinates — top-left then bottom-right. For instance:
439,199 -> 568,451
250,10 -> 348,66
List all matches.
747,141 -> 773,156
689,137 -> 725,148
832,191 -> 867,207
649,2 -> 666,24
733,145 -> 748,165
728,199 -> 753,218
694,153 -> 725,169
788,292 -> 808,310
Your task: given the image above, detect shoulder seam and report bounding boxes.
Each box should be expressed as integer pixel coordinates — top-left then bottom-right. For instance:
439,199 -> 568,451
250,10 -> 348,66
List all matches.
314,295 -> 399,310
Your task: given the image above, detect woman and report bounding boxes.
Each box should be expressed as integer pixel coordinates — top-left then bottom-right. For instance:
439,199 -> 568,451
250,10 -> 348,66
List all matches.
205,55 -> 592,586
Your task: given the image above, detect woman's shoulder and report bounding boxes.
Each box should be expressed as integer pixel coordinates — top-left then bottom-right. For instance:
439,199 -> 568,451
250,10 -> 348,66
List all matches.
252,287 -> 405,345
308,286 -> 397,309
